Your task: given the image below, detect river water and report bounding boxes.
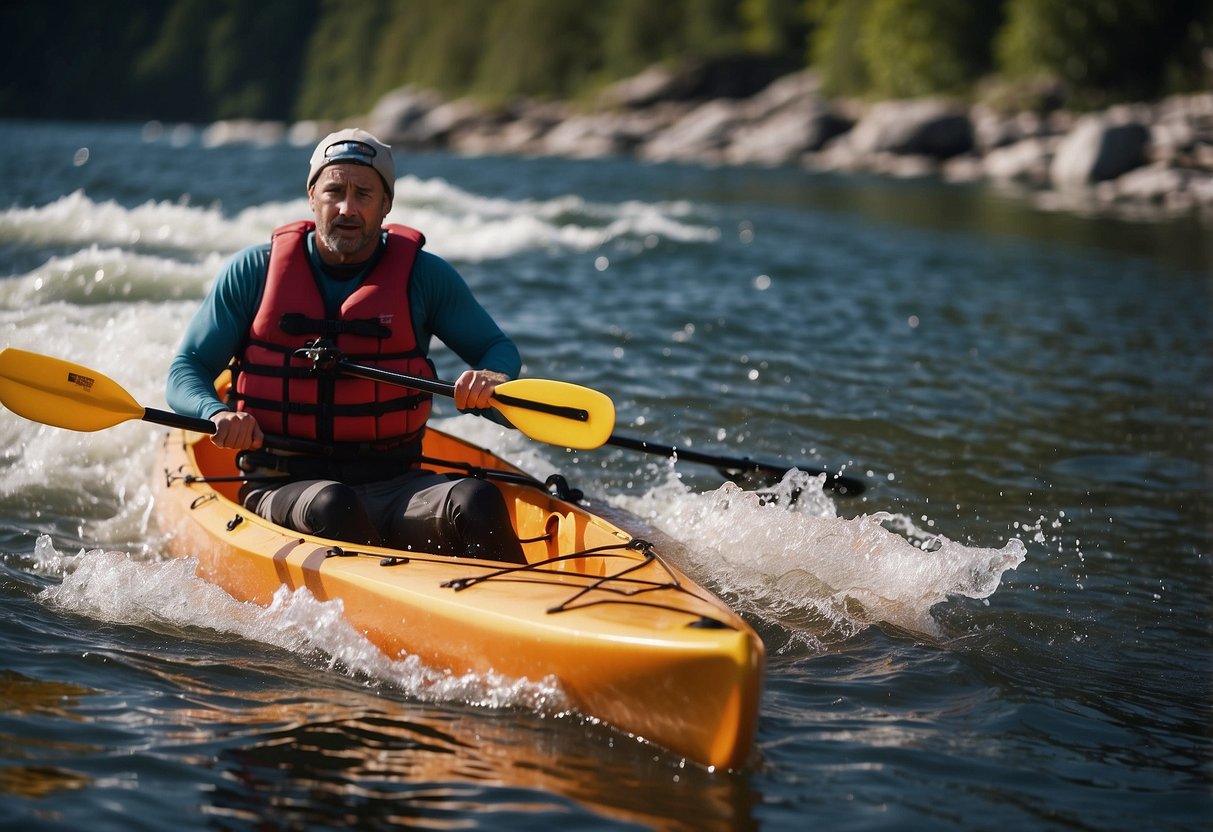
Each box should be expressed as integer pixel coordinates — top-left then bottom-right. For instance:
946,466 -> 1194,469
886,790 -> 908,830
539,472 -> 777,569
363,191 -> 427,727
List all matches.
0,120 -> 1209,830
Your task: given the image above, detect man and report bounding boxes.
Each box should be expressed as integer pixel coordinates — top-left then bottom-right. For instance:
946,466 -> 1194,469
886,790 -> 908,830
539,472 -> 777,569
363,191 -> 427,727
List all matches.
167,128 -> 525,563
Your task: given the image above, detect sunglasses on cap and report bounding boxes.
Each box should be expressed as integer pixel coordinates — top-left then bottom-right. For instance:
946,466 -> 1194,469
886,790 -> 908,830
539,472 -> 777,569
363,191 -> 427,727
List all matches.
324,140 -> 377,160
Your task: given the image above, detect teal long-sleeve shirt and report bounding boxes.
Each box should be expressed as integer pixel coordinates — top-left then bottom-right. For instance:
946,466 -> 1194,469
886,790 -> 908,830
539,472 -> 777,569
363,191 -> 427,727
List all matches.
167,231 -> 520,421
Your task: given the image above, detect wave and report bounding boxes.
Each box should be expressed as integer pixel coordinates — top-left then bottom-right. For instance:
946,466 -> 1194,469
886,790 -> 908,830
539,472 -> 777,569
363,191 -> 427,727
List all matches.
0,177 -> 719,270
612,471 -> 1026,648
32,536 -> 567,712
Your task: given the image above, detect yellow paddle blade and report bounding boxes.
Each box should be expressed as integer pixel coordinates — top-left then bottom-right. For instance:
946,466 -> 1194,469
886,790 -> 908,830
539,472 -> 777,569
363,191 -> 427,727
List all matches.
491,378 -> 615,450
0,348 -> 145,431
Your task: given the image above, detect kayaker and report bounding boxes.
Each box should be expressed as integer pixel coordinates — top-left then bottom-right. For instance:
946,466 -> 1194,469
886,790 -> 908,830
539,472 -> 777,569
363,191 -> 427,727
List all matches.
166,128 -> 526,564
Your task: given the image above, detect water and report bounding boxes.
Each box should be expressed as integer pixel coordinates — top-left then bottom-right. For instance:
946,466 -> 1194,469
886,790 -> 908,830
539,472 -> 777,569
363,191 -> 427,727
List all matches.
0,119 -> 1209,830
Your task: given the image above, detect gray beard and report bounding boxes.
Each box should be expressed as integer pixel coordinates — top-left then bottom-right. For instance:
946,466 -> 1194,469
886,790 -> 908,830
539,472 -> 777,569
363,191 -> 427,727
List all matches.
318,224 -> 377,256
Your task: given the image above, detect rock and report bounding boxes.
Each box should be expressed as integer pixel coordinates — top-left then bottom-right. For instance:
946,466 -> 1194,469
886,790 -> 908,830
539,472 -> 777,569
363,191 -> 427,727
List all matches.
843,99 -> 974,159
201,119 -> 286,147
971,104 -> 1048,151
597,56 -> 791,110
1050,114 -> 1150,187
449,98 -> 568,156
400,97 -> 490,146
540,113 -> 631,158
638,99 -> 749,164
983,136 -> 1057,183
721,71 -> 851,166
450,116 -> 544,157
874,153 -> 939,178
1113,161 -> 1191,203
725,104 -> 852,166
1189,171 -> 1213,206
943,153 -> 986,182
287,120 -> 331,146
597,64 -> 701,110
744,70 -> 823,119
367,86 -> 444,141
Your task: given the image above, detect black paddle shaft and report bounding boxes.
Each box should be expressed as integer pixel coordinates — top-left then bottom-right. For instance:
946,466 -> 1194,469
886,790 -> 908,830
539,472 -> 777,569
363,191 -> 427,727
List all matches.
607,433 -> 866,495
334,360 -> 588,421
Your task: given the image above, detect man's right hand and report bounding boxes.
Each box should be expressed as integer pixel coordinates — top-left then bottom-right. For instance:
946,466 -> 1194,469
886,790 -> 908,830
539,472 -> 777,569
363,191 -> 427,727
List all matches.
210,410 -> 264,450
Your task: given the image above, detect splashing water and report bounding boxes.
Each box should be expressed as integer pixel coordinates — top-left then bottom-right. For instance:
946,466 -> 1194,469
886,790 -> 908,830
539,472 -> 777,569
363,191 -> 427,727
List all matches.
33,536 -> 567,713
614,471 -> 1026,647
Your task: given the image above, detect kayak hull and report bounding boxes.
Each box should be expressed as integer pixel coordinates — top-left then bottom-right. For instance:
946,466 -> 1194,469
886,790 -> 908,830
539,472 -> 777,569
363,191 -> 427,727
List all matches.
154,426 -> 764,769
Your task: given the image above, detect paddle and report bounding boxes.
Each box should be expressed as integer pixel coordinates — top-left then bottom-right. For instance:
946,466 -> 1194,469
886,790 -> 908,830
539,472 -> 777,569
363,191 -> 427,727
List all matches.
318,349 -> 861,494
605,433 -> 866,496
0,348 -> 616,452
0,348 -> 220,435
329,357 -> 615,450
0,347 -> 327,456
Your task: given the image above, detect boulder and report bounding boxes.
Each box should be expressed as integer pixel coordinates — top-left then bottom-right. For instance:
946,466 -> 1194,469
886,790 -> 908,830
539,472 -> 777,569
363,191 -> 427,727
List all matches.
638,99 -> 749,164
597,64 -> 701,110
540,113 -> 630,158
971,104 -> 1048,151
1112,161 -> 1190,203
201,119 -> 286,147
983,136 -> 1057,183
1050,115 -> 1150,187
844,100 -> 974,159
368,86 -> 444,142
400,97 -> 490,146
743,70 -> 822,119
726,104 -> 852,166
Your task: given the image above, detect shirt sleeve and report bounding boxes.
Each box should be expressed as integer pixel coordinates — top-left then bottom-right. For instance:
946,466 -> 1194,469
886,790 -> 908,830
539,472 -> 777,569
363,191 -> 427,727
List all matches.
165,244 -> 269,419
410,251 -> 521,378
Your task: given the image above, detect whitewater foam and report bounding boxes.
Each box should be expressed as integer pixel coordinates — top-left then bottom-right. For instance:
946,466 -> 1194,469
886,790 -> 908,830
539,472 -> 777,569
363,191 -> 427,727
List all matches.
33,536 -> 567,713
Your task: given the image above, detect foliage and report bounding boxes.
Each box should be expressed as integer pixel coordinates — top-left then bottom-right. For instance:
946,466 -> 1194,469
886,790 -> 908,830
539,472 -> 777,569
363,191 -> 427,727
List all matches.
860,0 -> 1003,99
471,0 -> 612,101
370,0 -> 488,98
0,0 -> 1207,123
805,0 -> 870,97
294,0 -> 392,120
0,0 -> 166,119
996,0 -> 1213,106
205,1 -> 318,121
740,0 -> 809,56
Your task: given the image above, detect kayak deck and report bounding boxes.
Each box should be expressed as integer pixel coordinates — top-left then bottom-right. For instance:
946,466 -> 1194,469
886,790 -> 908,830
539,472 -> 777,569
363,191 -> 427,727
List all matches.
154,427 -> 764,769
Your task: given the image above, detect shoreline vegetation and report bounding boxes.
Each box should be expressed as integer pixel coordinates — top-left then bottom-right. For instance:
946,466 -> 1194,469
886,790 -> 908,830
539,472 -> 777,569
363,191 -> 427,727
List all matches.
200,63 -> 1213,223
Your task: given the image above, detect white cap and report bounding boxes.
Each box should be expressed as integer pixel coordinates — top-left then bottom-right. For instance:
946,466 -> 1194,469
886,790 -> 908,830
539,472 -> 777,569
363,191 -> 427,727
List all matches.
307,128 -> 395,198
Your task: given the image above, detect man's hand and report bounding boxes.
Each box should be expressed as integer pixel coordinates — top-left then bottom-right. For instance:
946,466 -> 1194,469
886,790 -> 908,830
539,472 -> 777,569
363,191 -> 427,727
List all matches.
453,369 -> 509,411
210,410 -> 264,450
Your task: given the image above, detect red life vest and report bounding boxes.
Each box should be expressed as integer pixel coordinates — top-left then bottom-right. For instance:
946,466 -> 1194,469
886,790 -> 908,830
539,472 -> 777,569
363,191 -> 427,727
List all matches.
231,220 -> 435,449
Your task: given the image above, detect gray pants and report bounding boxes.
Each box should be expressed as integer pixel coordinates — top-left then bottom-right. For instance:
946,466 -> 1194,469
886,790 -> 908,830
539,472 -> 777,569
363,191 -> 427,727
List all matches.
242,470 -> 525,563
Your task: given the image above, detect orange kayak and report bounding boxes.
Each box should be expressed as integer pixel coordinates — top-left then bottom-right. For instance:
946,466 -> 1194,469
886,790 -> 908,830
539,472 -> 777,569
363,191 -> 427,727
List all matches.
155,425 -> 765,769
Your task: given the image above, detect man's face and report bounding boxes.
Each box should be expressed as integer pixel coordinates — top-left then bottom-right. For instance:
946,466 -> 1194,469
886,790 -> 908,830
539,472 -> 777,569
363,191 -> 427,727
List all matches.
309,164 -> 391,263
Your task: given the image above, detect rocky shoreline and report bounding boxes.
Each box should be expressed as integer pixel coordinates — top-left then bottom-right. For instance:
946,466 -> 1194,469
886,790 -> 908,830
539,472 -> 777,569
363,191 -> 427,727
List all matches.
209,65 -> 1213,221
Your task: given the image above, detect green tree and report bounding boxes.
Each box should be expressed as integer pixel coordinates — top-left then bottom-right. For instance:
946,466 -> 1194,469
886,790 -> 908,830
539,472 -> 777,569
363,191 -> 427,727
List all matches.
206,0 -> 318,120
131,0 -> 215,120
996,0 -> 1208,106
681,0 -> 750,58
0,0 -> 166,118
741,0 -> 810,58
472,0 -> 612,100
806,0 -> 872,97
860,0 -> 1003,98
372,0 -> 488,96
295,0 -> 393,119
600,0 -> 692,78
